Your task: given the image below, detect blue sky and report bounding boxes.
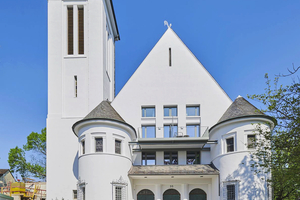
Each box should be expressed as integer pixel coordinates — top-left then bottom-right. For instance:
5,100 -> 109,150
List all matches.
1,0 -> 300,173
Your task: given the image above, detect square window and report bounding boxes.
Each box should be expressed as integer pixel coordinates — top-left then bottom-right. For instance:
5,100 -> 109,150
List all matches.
227,184 -> 235,200
115,140 -> 121,154
187,151 -> 200,164
164,151 -> 178,165
142,107 -> 155,117
186,106 -> 200,116
142,126 -> 156,138
186,125 -> 200,137
164,106 -> 177,117
142,152 -> 156,165
164,125 -> 178,138
247,135 -> 255,149
226,138 -> 234,152
95,138 -> 103,152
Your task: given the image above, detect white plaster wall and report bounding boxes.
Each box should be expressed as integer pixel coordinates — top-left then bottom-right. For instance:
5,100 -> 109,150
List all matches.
77,122 -> 134,200
209,118 -> 272,199
47,0 -> 117,199
201,151 -> 211,164
112,28 -> 232,139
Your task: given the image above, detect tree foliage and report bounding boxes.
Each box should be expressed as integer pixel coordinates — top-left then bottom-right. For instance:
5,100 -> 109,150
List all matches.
8,128 -> 46,180
248,73 -> 300,200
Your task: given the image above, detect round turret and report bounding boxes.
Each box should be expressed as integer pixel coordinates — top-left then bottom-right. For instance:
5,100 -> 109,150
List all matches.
209,96 -> 275,199
72,101 -> 136,200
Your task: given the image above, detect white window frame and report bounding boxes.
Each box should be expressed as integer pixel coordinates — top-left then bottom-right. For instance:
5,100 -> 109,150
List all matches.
113,134 -> 125,155
163,106 -> 178,117
111,177 -> 128,200
222,132 -> 236,154
91,132 -> 106,153
141,106 -> 156,118
142,125 -> 156,138
186,105 -> 200,116
244,130 -> 256,150
222,181 -> 239,200
79,136 -> 86,156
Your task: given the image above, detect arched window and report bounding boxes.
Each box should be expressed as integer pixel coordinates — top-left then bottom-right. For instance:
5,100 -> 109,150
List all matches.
189,188 -> 207,200
137,189 -> 154,200
163,189 -> 180,200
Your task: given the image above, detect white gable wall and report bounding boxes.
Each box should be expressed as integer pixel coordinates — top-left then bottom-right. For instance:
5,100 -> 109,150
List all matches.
112,28 -> 232,136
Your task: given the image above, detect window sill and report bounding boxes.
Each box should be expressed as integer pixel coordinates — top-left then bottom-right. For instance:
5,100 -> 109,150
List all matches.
64,55 -> 87,59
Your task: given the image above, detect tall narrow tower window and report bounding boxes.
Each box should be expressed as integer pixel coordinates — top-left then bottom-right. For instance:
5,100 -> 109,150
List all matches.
169,48 -> 172,66
78,6 -> 84,54
67,6 -> 74,55
74,75 -> 78,97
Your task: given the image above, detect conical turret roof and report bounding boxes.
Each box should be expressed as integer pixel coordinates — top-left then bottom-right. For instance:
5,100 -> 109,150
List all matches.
217,96 -> 265,123
84,100 -> 125,122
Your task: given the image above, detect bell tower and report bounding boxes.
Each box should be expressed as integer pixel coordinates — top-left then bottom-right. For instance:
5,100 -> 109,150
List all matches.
47,0 -> 119,199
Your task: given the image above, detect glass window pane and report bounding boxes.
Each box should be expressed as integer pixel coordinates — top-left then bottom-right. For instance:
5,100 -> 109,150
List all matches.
164,107 -> 177,116
142,152 -> 156,165
186,125 -> 200,137
115,140 -> 121,154
186,106 -> 200,116
95,138 -> 103,152
164,152 -> 178,165
164,125 -> 177,138
247,135 -> 255,149
227,185 -> 235,200
226,138 -> 234,152
142,126 -> 155,138
142,107 -> 155,117
187,151 -> 200,164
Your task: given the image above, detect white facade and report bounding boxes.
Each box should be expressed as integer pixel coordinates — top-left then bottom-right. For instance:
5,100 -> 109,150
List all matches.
47,1 -> 274,200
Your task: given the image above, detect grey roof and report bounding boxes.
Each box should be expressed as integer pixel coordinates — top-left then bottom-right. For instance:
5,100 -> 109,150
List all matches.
128,165 -> 219,176
84,100 -> 125,123
0,169 -> 9,176
217,96 -> 265,123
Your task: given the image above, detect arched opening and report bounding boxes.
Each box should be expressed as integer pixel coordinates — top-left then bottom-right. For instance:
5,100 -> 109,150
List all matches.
189,188 -> 207,200
137,189 -> 154,200
163,189 -> 180,200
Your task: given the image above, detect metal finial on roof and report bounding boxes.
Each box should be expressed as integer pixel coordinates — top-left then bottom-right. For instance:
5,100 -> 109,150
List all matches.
164,20 -> 172,28
237,95 -> 242,98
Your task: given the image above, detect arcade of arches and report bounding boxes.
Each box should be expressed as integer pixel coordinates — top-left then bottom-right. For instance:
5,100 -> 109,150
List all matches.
137,188 -> 207,200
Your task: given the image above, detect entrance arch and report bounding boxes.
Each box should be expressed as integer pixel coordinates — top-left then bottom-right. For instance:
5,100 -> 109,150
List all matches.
189,188 -> 207,200
137,189 -> 154,200
163,189 -> 180,200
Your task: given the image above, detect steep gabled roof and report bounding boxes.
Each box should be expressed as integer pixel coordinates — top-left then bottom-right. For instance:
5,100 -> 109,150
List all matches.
217,96 -> 265,123
84,100 -> 125,123
0,169 -> 9,176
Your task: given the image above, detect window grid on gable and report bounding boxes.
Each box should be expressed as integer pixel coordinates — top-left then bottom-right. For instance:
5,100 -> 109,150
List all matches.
141,107 -> 155,117
186,106 -> 200,116
142,126 -> 156,138
164,106 -> 177,117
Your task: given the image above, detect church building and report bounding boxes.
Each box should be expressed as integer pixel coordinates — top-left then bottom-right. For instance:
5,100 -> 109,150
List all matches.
47,0 -> 274,199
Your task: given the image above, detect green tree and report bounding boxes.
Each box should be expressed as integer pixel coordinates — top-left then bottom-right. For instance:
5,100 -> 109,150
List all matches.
248,72 -> 300,200
8,128 -> 46,180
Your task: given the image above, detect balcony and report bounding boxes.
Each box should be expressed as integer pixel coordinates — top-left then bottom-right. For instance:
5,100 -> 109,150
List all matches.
131,126 -> 215,151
